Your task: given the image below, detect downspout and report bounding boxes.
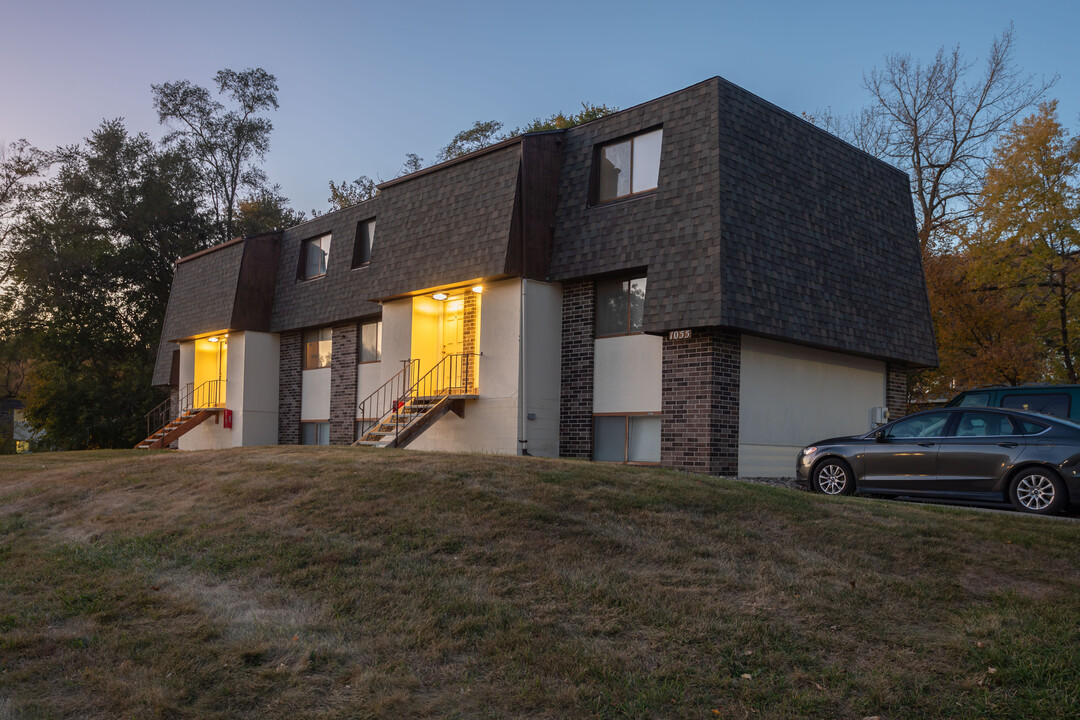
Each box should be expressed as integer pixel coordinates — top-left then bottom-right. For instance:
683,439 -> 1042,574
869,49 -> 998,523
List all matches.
519,278 -> 530,455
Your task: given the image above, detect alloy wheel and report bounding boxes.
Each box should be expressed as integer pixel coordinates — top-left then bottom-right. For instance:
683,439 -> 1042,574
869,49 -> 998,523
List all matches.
1015,473 -> 1056,511
817,463 -> 848,495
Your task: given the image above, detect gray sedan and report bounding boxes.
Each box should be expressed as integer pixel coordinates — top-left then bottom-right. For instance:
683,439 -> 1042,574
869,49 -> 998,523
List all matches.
795,407 -> 1080,514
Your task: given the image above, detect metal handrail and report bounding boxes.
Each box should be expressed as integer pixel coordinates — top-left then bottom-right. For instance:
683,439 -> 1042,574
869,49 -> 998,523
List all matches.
356,359 -> 419,440
144,379 -> 225,440
357,353 -> 481,447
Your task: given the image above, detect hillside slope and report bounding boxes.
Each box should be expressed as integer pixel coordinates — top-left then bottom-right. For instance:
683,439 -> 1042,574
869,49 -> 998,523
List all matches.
1,448 -> 1078,719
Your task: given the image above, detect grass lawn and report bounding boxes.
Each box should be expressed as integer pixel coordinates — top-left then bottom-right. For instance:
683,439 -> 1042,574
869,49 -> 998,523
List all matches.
1,447 -> 1078,719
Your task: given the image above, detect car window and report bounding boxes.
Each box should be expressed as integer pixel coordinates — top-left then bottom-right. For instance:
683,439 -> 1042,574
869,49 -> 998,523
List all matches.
1000,393 -> 1070,419
953,411 -> 1018,437
887,412 -> 951,439
955,392 -> 991,407
1014,418 -> 1049,435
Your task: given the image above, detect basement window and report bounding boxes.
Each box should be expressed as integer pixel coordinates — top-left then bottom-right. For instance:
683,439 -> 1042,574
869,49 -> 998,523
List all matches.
301,421 -> 330,445
352,218 -> 376,268
299,233 -> 331,280
303,328 -> 332,370
593,414 -> 661,464
593,128 -> 663,204
596,276 -> 647,337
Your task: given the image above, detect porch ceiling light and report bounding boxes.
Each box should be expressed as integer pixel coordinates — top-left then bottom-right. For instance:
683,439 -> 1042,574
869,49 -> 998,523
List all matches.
432,292 -> 448,301
208,336 -> 220,343
472,286 -> 483,293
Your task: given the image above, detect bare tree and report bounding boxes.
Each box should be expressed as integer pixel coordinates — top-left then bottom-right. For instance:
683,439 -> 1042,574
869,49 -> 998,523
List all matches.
860,25 -> 1056,250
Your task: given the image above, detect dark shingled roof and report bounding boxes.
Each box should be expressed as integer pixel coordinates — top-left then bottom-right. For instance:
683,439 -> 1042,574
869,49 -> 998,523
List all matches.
550,77 -> 936,367
151,233 -> 280,386
154,76 -> 937,388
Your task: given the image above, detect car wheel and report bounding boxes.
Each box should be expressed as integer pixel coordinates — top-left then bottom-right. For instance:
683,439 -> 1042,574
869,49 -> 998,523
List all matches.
813,458 -> 855,496
1009,469 -> 1066,515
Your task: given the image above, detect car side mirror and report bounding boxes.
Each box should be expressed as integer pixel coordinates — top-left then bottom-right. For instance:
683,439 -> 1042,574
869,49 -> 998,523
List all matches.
874,430 -> 888,443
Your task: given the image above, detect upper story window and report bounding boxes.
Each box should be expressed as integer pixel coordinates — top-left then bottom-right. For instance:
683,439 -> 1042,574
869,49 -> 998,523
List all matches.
352,219 -> 376,269
594,128 -> 663,204
596,276 -> 647,337
303,327 -> 332,370
360,320 -> 382,363
300,233 -> 331,280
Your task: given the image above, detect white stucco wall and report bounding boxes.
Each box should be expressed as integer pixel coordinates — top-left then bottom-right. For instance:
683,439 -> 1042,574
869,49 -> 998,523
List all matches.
356,361 -> 383,417
380,299 -> 413,386
301,367 -> 331,421
592,334 -> 663,414
738,335 -> 886,477
523,280 -> 562,458
240,332 -> 279,445
409,279 -> 522,454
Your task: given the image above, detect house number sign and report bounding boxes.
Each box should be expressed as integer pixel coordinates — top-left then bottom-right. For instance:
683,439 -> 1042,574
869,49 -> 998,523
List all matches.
668,329 -> 692,340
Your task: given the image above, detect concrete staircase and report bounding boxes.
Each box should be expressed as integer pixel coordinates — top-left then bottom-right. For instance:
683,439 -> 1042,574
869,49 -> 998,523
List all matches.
354,395 -> 463,449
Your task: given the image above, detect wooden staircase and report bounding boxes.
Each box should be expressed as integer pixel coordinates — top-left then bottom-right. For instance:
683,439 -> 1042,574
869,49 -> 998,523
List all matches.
353,353 -> 479,450
135,409 -> 215,449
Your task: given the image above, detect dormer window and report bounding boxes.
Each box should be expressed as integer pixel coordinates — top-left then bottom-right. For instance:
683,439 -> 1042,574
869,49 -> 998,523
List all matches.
300,233 -> 331,280
594,128 -> 663,204
352,219 -> 376,268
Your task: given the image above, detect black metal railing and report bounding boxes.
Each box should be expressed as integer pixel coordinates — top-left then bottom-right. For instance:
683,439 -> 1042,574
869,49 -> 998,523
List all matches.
355,353 -> 481,446
356,359 -> 419,439
143,379 -> 225,440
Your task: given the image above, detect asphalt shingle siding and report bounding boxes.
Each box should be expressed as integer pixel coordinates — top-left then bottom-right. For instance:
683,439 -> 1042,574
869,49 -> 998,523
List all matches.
269,143 -> 522,333
549,79 -> 723,331
713,78 -> 937,367
151,242 -> 245,386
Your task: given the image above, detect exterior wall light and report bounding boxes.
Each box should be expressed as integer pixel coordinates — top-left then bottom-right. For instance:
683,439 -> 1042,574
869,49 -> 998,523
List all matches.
472,286 -> 483,293
432,293 -> 448,301
208,337 -> 220,343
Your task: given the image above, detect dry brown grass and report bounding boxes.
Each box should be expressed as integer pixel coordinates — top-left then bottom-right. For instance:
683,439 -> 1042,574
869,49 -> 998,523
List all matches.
1,447 -> 1078,718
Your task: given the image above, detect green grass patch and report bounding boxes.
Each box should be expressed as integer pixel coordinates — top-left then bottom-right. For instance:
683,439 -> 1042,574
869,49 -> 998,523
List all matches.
1,447 -> 1078,718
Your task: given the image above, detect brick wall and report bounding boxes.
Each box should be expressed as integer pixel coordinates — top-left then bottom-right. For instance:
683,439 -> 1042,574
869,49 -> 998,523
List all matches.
885,362 -> 908,421
463,290 -> 479,393
661,328 -> 740,476
278,330 -> 302,444
559,279 -> 595,458
330,323 -> 358,445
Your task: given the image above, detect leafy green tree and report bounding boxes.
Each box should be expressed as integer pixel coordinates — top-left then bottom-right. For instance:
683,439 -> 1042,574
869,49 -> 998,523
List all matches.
8,119 -> 210,448
152,68 -> 279,243
235,184 -> 306,236
327,175 -> 378,210
515,102 -> 618,133
436,104 -> 618,163
1,139 -> 49,283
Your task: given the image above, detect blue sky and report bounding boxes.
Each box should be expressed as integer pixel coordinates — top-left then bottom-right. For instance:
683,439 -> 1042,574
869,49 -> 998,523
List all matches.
2,0 -> 1077,215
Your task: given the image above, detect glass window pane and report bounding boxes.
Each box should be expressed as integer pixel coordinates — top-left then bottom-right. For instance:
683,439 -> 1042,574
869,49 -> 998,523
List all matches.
361,321 -> 381,362
887,412 -> 950,439
631,129 -> 663,193
599,140 -> 631,201
303,235 -> 329,278
317,422 -> 330,446
1018,419 -> 1048,435
629,277 -> 646,333
355,220 -> 375,266
596,279 -> 629,336
955,412 -> 1016,437
1000,393 -> 1070,419
304,328 -> 332,369
628,416 -> 661,463
956,392 -> 990,407
593,416 -> 626,462
301,423 -> 317,445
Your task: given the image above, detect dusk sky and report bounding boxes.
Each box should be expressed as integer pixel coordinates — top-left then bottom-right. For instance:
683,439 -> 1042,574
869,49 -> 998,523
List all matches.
2,0 -> 1077,215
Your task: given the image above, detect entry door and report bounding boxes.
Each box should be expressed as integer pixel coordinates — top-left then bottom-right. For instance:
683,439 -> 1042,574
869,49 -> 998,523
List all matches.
440,296 -> 465,391
861,411 -> 951,492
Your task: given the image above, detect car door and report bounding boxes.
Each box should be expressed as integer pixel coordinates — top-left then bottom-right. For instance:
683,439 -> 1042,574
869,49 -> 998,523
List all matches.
861,411 -> 952,492
935,411 -> 1026,499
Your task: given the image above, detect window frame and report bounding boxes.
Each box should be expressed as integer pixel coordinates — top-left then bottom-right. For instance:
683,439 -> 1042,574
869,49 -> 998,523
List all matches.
595,276 -> 647,338
298,233 -> 331,281
351,218 -> 376,269
359,320 -> 382,364
592,412 -> 662,465
301,420 -> 330,446
303,327 -> 333,370
590,126 -> 664,205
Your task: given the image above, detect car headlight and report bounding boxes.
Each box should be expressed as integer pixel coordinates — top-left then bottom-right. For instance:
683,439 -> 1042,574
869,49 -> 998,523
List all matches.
802,446 -> 818,455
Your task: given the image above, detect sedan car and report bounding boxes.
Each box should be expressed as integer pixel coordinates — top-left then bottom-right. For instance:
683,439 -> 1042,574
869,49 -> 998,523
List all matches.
795,407 -> 1080,514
